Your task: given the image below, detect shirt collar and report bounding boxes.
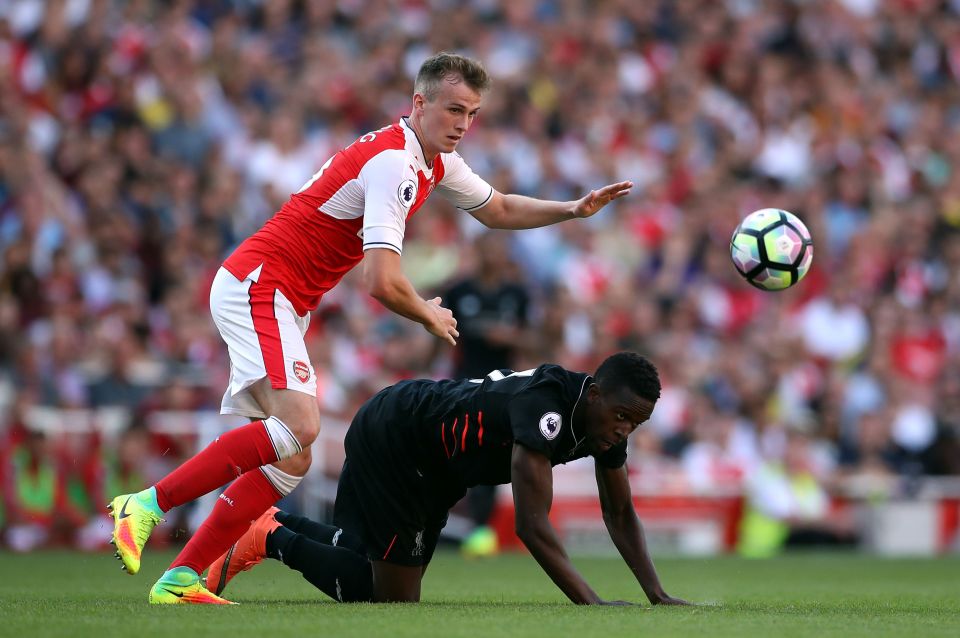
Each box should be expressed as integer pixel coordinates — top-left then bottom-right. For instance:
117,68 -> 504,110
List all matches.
567,374 -> 591,454
400,116 -> 433,174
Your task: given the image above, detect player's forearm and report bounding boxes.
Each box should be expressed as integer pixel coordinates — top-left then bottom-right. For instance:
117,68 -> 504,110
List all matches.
604,510 -> 669,603
368,276 -> 436,327
517,522 -> 600,604
484,194 -> 576,230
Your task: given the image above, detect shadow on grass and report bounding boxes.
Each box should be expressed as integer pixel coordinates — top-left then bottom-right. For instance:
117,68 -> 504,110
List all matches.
230,599 -> 718,610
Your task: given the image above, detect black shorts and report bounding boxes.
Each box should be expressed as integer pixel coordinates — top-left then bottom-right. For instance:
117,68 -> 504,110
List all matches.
332,396 -> 464,567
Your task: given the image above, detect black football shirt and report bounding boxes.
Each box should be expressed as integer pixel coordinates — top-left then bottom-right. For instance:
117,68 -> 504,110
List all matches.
355,364 -> 628,489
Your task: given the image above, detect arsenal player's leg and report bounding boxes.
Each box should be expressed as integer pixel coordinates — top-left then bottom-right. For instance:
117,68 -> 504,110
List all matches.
110,268 -> 321,604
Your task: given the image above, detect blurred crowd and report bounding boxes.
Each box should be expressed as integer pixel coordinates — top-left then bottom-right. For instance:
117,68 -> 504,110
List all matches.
1,0 -> 959,553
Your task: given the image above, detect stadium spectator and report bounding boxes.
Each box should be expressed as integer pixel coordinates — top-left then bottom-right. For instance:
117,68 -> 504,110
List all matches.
75,425 -> 153,551
442,230 -> 531,558
2,424 -> 59,552
836,409 -> 901,498
680,397 -> 759,493
738,426 -> 857,559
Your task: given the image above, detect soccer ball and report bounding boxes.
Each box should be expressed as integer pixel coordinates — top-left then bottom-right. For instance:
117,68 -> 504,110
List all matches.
729,208 -> 813,291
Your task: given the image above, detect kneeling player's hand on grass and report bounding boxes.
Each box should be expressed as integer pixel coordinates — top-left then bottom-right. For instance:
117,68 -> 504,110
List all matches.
651,594 -> 691,606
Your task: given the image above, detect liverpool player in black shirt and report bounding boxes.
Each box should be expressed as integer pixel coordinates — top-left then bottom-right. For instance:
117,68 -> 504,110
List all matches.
207,352 -> 689,606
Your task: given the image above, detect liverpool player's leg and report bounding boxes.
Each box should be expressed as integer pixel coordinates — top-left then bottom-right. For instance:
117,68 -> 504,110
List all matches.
208,507 -> 374,602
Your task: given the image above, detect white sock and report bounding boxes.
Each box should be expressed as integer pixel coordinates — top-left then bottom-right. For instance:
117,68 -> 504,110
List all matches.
262,416 -> 302,460
260,465 -> 303,497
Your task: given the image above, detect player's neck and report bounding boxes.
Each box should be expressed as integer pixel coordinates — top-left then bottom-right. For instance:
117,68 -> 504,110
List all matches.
407,115 -> 438,167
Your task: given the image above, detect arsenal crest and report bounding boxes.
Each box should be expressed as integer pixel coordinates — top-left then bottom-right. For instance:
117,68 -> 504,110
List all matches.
292,360 -> 310,383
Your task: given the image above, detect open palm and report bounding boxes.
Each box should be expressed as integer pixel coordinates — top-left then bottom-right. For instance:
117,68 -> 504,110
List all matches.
573,181 -> 634,218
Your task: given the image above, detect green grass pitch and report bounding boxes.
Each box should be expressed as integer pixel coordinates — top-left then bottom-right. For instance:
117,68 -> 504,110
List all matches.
0,549 -> 957,638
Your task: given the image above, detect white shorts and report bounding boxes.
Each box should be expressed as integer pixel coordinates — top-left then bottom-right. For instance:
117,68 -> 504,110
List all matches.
209,266 -> 316,419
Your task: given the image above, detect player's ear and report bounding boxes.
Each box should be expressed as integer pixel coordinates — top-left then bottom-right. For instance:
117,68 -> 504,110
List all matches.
413,93 -> 425,113
586,383 -> 600,403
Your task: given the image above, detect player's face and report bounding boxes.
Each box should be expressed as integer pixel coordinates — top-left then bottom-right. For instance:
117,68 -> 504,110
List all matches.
413,77 -> 483,157
584,386 -> 655,456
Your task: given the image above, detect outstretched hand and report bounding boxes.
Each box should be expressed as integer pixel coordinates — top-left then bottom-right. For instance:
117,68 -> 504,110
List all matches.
573,181 -> 634,219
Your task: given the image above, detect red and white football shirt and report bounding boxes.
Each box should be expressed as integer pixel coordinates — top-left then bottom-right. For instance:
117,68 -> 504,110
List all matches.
223,117 -> 494,315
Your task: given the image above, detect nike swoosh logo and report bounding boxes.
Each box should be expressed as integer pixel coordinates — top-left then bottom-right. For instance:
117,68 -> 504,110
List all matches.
161,588 -> 184,598
118,497 -> 133,519
215,544 -> 236,595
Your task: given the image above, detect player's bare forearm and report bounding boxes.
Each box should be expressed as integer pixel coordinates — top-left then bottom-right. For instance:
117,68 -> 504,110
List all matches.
373,285 -> 458,346
511,445 -> 606,605
469,192 -> 575,229
470,182 -> 632,230
604,508 -> 672,603
363,248 -> 458,345
597,464 -> 690,606
367,269 -> 426,320
517,517 -> 601,604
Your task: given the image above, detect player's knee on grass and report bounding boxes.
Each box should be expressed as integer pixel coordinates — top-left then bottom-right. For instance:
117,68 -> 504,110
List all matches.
372,562 -> 422,603
272,527 -> 373,602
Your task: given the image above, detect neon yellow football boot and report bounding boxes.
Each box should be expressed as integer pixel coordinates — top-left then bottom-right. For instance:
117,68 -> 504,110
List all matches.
149,567 -> 235,605
461,525 -> 500,559
108,490 -> 164,575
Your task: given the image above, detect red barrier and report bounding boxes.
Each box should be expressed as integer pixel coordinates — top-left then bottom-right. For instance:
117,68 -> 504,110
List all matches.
489,494 -> 744,552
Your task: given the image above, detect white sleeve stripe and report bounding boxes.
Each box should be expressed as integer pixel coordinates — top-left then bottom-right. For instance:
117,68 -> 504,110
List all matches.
363,241 -> 402,253
459,186 -> 494,211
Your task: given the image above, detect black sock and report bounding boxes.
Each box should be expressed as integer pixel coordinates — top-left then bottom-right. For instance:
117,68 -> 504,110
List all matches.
266,525 -> 296,562
274,511 -> 366,554
266,526 -> 373,602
